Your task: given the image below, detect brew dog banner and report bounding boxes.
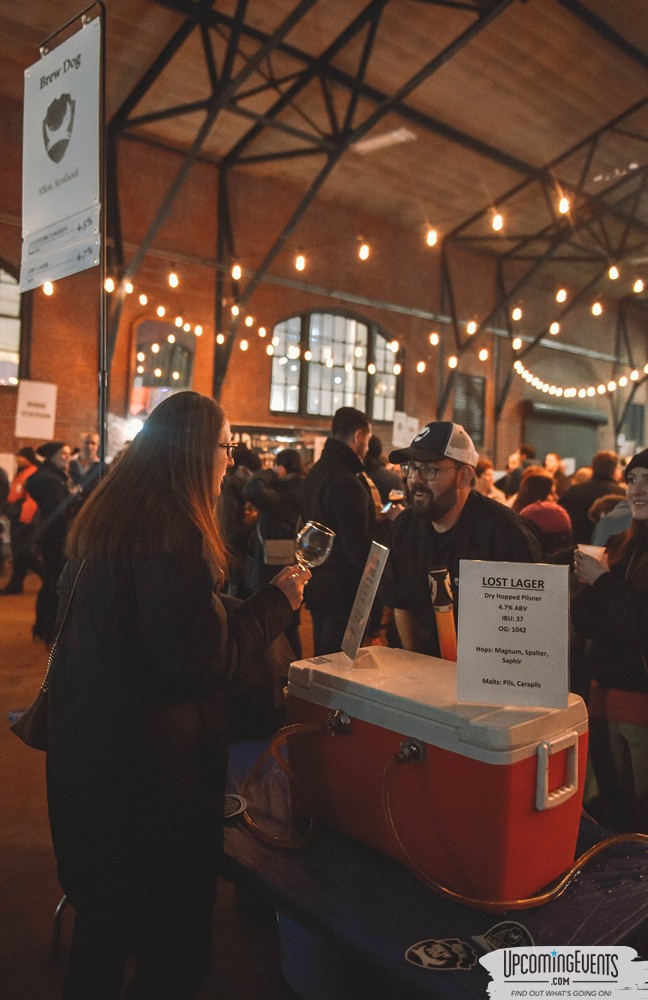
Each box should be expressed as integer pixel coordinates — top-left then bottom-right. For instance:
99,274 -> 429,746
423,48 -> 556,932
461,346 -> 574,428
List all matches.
456,560 -> 569,709
20,17 -> 100,291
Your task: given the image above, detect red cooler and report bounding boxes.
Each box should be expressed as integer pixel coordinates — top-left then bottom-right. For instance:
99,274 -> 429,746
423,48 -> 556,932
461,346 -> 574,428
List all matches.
286,646 -> 588,904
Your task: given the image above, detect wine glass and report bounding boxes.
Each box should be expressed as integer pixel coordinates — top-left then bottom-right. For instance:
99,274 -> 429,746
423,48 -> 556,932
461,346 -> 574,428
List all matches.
294,521 -> 335,568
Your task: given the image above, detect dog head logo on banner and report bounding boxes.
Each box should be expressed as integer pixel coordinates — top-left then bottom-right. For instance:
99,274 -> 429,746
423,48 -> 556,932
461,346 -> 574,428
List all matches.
42,94 -> 76,163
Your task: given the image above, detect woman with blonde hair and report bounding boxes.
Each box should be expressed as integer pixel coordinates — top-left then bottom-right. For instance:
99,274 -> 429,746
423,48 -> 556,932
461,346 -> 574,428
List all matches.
46,391 -> 309,999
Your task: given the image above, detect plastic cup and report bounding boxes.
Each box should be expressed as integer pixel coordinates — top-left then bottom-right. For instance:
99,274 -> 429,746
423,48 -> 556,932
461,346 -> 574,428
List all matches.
577,544 -> 605,559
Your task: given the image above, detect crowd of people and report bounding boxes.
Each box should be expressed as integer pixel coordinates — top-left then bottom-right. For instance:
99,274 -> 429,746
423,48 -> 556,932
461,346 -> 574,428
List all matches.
2,392 -> 646,997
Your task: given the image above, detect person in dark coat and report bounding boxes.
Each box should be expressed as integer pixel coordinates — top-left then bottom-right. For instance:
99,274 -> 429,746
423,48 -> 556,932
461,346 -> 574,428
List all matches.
244,448 -> 305,656
572,448 -> 648,832
24,441 -> 78,642
300,406 -> 375,655
46,392 -> 309,999
559,450 -> 625,544
364,434 -> 403,504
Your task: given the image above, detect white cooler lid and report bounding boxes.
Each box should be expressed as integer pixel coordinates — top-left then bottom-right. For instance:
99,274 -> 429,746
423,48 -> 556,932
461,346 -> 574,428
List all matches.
287,647 -> 587,761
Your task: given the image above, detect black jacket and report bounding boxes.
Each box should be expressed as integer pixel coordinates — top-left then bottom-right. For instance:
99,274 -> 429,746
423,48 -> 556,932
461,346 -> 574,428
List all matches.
571,528 -> 648,693
559,475 -> 625,544
300,437 -> 375,616
244,470 -> 304,590
382,490 -> 542,657
46,550 -> 292,909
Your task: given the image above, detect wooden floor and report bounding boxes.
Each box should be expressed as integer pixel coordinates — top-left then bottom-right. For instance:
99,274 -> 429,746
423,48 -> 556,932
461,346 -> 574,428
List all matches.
0,568 -> 309,999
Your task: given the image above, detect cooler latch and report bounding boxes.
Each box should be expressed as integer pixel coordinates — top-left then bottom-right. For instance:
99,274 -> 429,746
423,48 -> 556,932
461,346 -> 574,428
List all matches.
535,731 -> 579,811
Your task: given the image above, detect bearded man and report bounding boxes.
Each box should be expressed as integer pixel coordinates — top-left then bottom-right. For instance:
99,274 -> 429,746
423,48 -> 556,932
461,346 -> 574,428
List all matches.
382,422 -> 541,656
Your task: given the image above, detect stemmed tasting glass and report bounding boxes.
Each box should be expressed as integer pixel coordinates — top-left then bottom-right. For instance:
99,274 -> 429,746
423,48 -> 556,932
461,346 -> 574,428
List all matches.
294,521 -> 335,569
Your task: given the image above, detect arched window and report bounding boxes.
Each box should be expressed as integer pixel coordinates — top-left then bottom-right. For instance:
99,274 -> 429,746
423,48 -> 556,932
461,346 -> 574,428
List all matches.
269,311 -> 401,421
0,264 -> 22,386
129,319 -> 194,417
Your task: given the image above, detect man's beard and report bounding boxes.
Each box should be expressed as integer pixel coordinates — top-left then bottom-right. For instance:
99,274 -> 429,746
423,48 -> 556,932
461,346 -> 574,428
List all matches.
409,479 -> 459,521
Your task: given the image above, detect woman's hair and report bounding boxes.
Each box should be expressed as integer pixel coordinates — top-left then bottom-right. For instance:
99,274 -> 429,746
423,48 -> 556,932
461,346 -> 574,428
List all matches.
511,467 -> 553,512
67,392 -> 228,573
275,448 -> 304,477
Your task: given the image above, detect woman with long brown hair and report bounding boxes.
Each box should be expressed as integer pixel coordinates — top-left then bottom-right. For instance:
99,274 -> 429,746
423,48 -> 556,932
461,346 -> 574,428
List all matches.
572,448 -> 648,834
46,392 -> 309,999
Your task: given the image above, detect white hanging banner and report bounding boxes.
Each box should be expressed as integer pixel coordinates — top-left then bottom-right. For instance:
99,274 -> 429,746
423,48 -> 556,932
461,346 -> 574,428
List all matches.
20,17 -> 101,291
14,380 -> 58,440
456,560 -> 569,709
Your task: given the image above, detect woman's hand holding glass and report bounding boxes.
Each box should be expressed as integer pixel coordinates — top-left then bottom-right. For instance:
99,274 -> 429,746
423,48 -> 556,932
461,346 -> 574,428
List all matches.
270,564 -> 311,610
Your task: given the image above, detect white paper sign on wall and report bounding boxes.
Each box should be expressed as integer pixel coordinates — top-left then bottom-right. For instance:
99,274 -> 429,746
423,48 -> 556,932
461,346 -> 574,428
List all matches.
14,380 -> 58,441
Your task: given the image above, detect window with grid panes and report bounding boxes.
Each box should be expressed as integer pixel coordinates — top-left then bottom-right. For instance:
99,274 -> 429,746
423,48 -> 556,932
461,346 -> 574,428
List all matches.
269,312 -> 399,421
0,266 -> 21,385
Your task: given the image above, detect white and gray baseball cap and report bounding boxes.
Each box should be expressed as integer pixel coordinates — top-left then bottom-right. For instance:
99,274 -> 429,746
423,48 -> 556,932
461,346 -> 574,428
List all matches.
389,421 -> 479,467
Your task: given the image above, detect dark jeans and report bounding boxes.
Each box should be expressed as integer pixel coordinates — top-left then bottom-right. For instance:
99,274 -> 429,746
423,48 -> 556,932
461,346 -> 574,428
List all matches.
310,610 -> 349,657
5,521 -> 41,592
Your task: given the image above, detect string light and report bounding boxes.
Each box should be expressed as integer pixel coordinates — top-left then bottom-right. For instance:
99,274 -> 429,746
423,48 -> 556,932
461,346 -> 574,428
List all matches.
389,340 -> 399,353
304,350 -> 312,361
151,343 -> 160,353
634,278 -> 644,294
168,270 -> 179,288
511,305 -> 523,322
608,264 -> 619,280
139,293 -> 148,305
491,211 -> 503,232
154,368 -> 162,378
175,316 -> 183,327
124,281 -> 134,294
367,362 -> 376,374
156,305 -> 165,317
194,325 -> 203,337
393,363 -> 402,375
231,304 -> 240,316
167,333 -> 176,344
266,344 -> 274,356
479,348 -> 489,361
216,333 -> 225,345
426,227 -> 438,247
231,262 -> 242,281
429,331 -> 440,346
43,281 -> 54,296
591,301 -> 603,316
245,315 -> 254,327
448,355 -> 458,369
513,358 -> 647,398
466,320 -> 477,335
512,337 -> 522,351
183,323 -> 191,332
558,195 -> 570,215
549,321 -> 560,335
136,351 -> 145,362
104,277 -> 114,293
258,326 -> 267,338
295,251 -> 306,272
358,240 -> 370,261
240,339 -> 249,351
416,361 -> 426,373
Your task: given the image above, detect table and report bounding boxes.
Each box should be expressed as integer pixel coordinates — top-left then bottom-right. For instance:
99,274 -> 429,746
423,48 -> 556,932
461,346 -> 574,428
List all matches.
222,740 -> 648,1000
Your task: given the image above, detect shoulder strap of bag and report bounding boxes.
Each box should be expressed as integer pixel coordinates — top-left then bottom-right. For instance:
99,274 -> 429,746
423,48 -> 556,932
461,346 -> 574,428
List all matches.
41,559 -> 86,693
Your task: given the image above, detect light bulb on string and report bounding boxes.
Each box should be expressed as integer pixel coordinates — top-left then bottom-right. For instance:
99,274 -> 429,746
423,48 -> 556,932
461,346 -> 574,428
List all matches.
167,333 -> 176,344
139,293 -> 148,305
183,323 -> 191,332
634,278 -> 644,294
216,333 -> 225,345
416,361 -> 426,373
175,316 -> 183,328
43,281 -> 54,296
511,305 -> 523,322
168,269 -> 179,288
558,195 -> 570,215
393,363 -> 402,375
591,301 -> 603,316
240,339 -> 249,352
479,348 -> 489,361
448,356 -> 458,369
512,337 -> 522,351
231,304 -> 240,317
491,211 -> 503,232
425,227 -> 438,247
295,251 -> 306,272
389,340 -> 399,353
556,288 -> 567,303
156,305 -> 165,317
124,281 -> 133,294
194,325 -> 202,337
549,321 -> 560,335
429,331 -> 440,346
245,315 -> 254,328
466,320 -> 477,336
367,362 -> 376,374
266,344 -> 274,356
231,261 -> 242,281
608,264 -> 619,280
104,277 -> 114,293
358,239 -> 370,261
258,326 -> 267,338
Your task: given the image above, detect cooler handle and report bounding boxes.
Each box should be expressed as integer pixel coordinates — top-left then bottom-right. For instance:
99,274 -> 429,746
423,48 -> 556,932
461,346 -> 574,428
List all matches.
535,731 -> 579,811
